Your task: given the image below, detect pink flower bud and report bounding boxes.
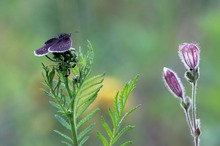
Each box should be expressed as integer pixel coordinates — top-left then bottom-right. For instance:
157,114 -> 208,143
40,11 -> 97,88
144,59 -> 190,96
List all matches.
163,67 -> 185,99
178,43 -> 200,70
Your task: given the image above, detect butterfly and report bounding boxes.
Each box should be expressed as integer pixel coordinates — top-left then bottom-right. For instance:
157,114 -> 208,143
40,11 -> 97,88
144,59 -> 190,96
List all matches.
34,33 -> 72,56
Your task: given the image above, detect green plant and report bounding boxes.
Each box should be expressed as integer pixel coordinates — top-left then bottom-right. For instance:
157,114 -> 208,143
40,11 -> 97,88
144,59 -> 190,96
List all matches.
97,75 -> 140,146
35,37 -> 139,146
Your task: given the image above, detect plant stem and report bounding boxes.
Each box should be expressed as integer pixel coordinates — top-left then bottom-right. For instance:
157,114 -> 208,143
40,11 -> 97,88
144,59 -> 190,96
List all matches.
63,76 -> 78,146
192,81 -> 200,146
184,110 -> 194,136
64,76 -> 73,99
70,118 -> 78,146
192,82 -> 197,128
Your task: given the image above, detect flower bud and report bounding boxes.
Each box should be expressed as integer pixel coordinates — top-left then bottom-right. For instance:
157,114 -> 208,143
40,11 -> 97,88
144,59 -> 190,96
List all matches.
178,43 -> 200,70
163,67 -> 185,99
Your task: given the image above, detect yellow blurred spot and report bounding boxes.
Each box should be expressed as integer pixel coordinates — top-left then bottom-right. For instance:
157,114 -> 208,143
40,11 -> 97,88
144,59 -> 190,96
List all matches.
89,76 -> 134,110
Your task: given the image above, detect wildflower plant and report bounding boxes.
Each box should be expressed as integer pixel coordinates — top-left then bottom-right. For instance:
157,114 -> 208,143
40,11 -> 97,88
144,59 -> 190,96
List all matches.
163,43 -> 201,146
34,33 -> 139,146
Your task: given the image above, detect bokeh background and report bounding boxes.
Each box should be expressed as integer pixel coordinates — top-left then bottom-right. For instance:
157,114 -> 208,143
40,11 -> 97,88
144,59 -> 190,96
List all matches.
1,0 -> 220,146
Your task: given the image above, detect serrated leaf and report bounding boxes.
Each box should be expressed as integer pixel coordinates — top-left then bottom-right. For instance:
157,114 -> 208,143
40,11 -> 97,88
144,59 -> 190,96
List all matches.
55,115 -> 71,130
76,92 -> 99,119
77,85 -> 102,109
79,85 -> 102,99
82,73 -> 105,87
97,132 -> 108,146
49,101 -> 62,111
101,117 -> 113,139
108,109 -> 116,128
113,92 -> 120,119
41,89 -> 54,98
53,78 -> 61,95
77,108 -> 99,129
54,130 -> 72,143
118,104 -> 141,128
78,136 -> 89,146
81,79 -> 104,93
120,141 -> 133,146
97,75 -> 139,146
113,125 -> 134,144
61,141 -> 72,146
77,124 -> 94,141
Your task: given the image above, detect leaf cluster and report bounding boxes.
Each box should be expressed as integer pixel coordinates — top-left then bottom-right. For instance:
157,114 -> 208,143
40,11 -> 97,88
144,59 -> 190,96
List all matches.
41,41 -> 104,146
97,75 -> 140,146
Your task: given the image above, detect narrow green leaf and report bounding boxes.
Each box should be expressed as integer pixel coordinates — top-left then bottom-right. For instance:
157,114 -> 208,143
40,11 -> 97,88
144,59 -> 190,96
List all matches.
114,92 -> 120,119
77,124 -> 95,141
79,85 -> 102,99
120,141 -> 133,146
61,141 -> 72,146
82,73 -> 105,87
49,67 -> 55,85
49,101 -> 62,111
119,75 -> 139,107
118,104 -> 141,128
76,92 -> 99,119
101,117 -> 113,139
77,85 -> 102,109
55,115 -> 71,130
77,108 -> 99,129
41,89 -> 54,98
54,130 -> 72,143
119,84 -> 128,107
78,136 -> 89,146
108,109 -> 116,128
53,78 -> 61,95
97,132 -> 108,146
81,79 -> 104,93
113,125 -> 134,144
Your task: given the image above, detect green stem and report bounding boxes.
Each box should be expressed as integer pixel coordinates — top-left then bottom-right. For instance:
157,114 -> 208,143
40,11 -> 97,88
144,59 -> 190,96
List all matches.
184,110 -> 194,136
64,76 -> 73,99
192,82 -> 196,129
63,76 -> 78,146
47,79 -> 68,115
69,118 -> 78,146
192,81 -> 200,146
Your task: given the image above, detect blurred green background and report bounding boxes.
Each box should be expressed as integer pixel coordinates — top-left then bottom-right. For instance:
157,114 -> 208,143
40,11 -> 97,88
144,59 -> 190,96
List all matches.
1,0 -> 220,146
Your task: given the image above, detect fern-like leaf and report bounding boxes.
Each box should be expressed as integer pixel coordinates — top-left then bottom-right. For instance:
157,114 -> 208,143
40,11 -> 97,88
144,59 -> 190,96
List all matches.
61,141 -> 72,146
40,42 -> 104,146
77,108 -> 100,129
55,114 -> 71,130
97,75 -> 140,146
77,124 -> 94,141
97,132 -> 108,146
101,117 -> 113,138
78,136 -> 89,146
54,130 -> 73,143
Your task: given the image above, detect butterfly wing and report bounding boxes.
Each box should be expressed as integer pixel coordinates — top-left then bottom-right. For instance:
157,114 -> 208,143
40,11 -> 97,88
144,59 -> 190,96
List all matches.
34,45 -> 50,56
48,34 -> 72,53
34,37 -> 59,56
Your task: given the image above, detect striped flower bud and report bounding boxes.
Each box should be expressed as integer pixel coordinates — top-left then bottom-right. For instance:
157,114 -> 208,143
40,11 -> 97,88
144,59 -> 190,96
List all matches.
163,67 -> 185,99
178,43 -> 200,70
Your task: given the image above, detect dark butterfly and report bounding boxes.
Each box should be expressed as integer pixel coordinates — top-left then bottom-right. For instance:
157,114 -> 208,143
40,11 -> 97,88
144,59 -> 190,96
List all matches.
34,33 -> 72,56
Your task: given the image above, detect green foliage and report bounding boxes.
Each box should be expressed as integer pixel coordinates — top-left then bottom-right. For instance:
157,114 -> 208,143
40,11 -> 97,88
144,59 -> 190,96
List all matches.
97,75 -> 140,146
41,42 -> 104,146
